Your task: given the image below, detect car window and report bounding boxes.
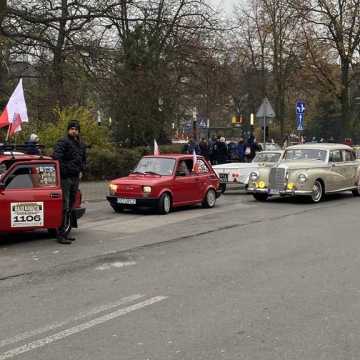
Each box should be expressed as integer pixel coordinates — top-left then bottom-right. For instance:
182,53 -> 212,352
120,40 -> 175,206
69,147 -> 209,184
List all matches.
343,150 -> 355,161
253,152 -> 281,163
176,160 -> 191,176
5,164 -> 57,189
196,159 -> 210,174
329,150 -> 343,162
284,149 -> 327,161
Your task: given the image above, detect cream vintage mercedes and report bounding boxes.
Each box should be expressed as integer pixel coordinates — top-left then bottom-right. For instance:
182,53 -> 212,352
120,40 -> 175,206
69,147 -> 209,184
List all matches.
247,143 -> 360,203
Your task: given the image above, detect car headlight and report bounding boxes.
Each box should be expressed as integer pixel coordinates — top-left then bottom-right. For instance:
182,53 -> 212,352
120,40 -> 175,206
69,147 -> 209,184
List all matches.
298,173 -> 308,183
109,183 -> 118,194
143,186 -> 152,193
249,172 -> 259,181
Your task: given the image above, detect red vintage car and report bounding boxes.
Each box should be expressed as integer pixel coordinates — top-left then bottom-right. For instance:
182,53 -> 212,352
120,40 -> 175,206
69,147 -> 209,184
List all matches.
0,147 -> 85,236
107,154 -> 221,214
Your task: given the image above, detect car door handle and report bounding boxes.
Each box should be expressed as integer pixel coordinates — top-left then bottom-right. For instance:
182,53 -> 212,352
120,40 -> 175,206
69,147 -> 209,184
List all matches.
50,192 -> 61,199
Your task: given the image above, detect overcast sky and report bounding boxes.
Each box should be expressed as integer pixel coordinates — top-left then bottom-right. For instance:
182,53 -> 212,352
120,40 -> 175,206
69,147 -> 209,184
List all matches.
210,0 -> 237,15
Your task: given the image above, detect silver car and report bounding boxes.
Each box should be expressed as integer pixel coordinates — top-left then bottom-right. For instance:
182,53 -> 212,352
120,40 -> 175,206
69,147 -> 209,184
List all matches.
247,143 -> 360,203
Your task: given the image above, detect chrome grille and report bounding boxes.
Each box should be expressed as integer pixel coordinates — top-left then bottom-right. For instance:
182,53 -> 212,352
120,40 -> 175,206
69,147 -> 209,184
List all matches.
269,168 -> 285,190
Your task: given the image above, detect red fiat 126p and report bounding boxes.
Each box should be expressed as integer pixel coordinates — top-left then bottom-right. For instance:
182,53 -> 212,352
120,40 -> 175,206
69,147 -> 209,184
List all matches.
107,154 -> 221,214
0,146 -> 85,236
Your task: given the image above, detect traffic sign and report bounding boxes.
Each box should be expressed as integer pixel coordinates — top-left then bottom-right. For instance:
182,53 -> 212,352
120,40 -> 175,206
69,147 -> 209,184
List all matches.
198,119 -> 207,128
256,97 -> 276,118
296,101 -> 305,114
296,113 -> 304,131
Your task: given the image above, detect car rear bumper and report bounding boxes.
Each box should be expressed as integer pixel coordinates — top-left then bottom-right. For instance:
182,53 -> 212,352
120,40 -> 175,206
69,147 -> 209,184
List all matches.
106,196 -> 159,208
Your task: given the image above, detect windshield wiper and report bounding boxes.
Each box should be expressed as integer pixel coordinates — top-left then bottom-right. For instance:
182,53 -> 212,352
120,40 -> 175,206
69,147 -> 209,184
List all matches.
144,171 -> 161,176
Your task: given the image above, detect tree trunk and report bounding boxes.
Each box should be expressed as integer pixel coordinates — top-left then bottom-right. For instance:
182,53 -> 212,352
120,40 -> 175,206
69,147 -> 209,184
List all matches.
340,59 -> 351,138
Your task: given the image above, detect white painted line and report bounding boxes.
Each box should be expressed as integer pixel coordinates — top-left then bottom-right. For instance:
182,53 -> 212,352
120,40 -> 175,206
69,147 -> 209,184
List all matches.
0,296 -> 167,360
0,294 -> 143,349
95,261 -> 136,271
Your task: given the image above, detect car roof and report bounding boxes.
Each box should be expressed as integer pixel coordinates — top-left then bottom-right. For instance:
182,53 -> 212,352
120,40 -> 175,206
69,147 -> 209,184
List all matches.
257,150 -> 283,154
0,153 -> 52,162
286,143 -> 352,151
143,154 -> 205,160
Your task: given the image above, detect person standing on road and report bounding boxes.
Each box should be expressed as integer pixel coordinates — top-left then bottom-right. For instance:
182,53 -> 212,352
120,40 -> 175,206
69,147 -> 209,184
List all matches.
53,120 -> 86,244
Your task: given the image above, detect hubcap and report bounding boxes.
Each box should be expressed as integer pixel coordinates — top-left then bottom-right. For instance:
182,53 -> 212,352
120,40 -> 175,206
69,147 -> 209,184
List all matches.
207,190 -> 216,206
312,182 -> 322,202
164,195 -> 171,212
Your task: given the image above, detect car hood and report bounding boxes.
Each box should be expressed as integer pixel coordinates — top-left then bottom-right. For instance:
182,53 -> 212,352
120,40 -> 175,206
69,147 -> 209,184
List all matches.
276,160 -> 328,170
213,163 -> 257,169
111,174 -> 172,186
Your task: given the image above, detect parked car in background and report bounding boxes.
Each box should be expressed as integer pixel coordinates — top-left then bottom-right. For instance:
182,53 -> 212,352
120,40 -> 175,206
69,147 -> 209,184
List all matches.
0,145 -> 85,236
107,154 -> 221,214
212,150 -> 283,193
248,143 -> 360,203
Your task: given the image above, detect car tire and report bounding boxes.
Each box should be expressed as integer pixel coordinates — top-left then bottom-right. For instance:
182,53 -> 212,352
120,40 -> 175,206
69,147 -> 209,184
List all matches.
158,193 -> 172,214
220,183 -> 227,194
311,180 -> 324,203
202,188 -> 217,208
48,228 -> 58,238
111,204 -> 124,213
253,193 -> 268,202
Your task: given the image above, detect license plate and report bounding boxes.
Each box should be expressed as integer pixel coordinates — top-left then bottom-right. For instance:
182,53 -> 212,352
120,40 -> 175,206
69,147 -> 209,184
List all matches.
219,174 -> 228,182
117,198 -> 136,205
269,189 -> 280,195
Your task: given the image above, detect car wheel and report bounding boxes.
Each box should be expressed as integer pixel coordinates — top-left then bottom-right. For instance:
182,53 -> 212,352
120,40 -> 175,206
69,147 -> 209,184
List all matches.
48,228 -> 58,238
311,180 -> 324,203
202,188 -> 217,208
220,183 -> 226,194
110,204 -> 124,213
159,193 -> 172,214
253,193 -> 268,202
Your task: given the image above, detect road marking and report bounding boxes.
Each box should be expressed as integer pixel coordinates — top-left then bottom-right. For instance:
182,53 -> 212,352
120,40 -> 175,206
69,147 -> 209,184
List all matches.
0,296 -> 167,360
0,294 -> 143,349
95,261 -> 136,271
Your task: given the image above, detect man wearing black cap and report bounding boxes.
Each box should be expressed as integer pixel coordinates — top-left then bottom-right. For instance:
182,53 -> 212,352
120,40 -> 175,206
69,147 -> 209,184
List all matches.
53,120 -> 86,244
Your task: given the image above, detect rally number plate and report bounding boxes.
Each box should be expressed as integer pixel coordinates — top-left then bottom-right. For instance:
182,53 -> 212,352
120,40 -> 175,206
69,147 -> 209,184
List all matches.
117,198 -> 136,205
219,173 -> 228,182
269,189 -> 280,195
11,202 -> 44,228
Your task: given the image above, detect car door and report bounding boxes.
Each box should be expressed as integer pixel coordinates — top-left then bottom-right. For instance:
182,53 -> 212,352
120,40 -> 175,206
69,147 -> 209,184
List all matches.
342,149 -> 358,188
193,159 -> 212,201
328,149 -> 347,190
0,161 -> 63,232
172,159 -> 198,204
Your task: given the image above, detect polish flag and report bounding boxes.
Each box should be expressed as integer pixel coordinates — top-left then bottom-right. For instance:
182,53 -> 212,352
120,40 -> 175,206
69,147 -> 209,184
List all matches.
192,149 -> 198,172
0,79 -> 28,137
154,139 -> 160,155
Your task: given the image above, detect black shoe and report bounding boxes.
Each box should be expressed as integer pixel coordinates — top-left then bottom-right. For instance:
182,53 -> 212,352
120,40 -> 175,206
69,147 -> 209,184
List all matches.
67,236 -> 76,241
57,236 -> 72,244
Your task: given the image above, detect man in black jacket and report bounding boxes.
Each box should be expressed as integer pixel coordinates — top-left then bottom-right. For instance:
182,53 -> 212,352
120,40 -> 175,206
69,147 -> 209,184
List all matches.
53,120 -> 86,244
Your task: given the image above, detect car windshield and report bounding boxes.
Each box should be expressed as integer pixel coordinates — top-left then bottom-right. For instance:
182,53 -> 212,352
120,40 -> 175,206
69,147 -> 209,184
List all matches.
253,152 -> 281,163
284,149 -> 327,161
134,157 -> 175,176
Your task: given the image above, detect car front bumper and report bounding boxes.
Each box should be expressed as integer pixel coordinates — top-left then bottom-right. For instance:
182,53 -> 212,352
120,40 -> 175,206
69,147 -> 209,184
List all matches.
106,195 -> 159,208
247,188 -> 312,196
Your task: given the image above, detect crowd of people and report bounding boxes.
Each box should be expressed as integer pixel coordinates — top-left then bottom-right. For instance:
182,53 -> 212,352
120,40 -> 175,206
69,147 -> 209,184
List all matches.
182,135 -> 263,164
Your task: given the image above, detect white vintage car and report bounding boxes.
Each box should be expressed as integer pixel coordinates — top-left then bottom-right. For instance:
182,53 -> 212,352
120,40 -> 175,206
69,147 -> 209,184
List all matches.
212,150 -> 284,193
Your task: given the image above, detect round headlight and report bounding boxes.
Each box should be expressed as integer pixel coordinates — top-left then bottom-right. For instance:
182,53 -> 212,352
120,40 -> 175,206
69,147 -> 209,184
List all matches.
143,186 -> 152,193
298,173 -> 308,183
250,172 -> 259,181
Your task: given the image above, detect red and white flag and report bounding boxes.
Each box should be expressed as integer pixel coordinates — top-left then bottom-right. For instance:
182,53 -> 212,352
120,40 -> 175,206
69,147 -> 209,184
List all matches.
192,149 -> 198,172
154,139 -> 160,155
0,79 -> 28,137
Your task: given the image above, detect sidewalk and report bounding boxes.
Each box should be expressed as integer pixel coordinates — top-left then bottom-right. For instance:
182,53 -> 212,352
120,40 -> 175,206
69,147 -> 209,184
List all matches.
80,181 -> 108,202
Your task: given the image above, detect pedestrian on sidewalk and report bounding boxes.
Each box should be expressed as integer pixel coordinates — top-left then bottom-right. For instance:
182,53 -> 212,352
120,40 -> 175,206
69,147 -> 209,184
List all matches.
53,120 -> 86,244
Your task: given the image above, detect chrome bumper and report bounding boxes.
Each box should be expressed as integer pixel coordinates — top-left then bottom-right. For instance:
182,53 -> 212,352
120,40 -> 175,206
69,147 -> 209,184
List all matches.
247,188 -> 312,196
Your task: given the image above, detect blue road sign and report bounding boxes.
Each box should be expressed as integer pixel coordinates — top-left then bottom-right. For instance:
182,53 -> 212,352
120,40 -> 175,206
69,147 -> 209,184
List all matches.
198,119 -> 207,128
296,101 -> 305,114
296,113 -> 304,131
184,121 -> 192,129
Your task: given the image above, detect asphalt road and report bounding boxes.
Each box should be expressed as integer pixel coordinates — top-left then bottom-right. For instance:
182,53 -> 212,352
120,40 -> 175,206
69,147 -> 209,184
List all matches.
1,191 -> 360,359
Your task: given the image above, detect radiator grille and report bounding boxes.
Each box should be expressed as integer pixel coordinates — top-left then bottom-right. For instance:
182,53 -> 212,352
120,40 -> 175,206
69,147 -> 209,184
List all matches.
269,168 -> 286,190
